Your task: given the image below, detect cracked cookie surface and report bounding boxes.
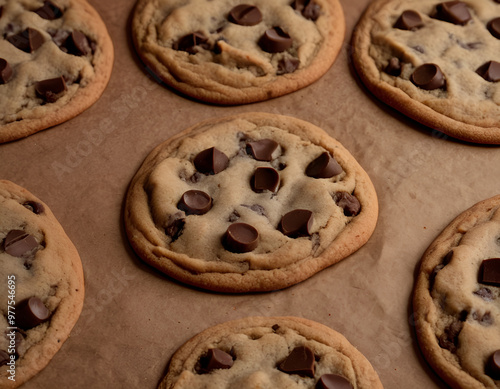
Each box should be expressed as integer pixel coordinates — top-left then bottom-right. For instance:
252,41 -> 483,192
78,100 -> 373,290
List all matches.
413,195 -> 500,389
124,112 -> 378,293
0,180 -> 84,388
0,0 -> 113,143
131,0 -> 345,104
352,0 -> 500,144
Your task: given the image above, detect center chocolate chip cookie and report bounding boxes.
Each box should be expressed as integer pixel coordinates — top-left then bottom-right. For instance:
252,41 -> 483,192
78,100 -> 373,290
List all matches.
413,195 -> 500,389
158,316 -> 383,388
131,0 -> 345,104
124,112 -> 378,293
0,180 -> 84,388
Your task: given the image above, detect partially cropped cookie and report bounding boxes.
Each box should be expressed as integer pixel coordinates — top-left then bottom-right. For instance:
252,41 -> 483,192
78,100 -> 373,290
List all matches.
352,0 -> 500,144
124,112 -> 378,293
131,0 -> 345,104
0,0 -> 114,143
0,180 -> 84,388
159,316 -> 383,388
413,195 -> 500,388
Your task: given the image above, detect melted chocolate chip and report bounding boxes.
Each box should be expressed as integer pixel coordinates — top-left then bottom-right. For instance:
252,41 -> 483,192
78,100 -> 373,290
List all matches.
177,190 -> 212,215
64,30 -> 91,56
394,10 -> 424,30
7,28 -> 45,53
16,297 -> 51,330
242,204 -> 267,217
0,58 -> 13,84
165,212 -> 185,240
333,192 -> 361,216
472,311 -> 493,326
411,63 -> 445,90
246,139 -> 279,161
385,57 -> 401,76
259,27 -> 293,53
173,32 -> 210,54
306,152 -> 343,178
280,209 -> 313,238
228,4 -> 262,26
438,321 -> 463,353
487,18 -> 500,39
476,61 -> 500,82
278,346 -> 315,378
479,258 -> 500,286
198,349 -> 234,373
473,287 -> 494,301
486,350 -> 500,380
277,57 -> 300,75
35,76 -> 67,103
291,0 -> 321,21
0,350 -> 9,367
316,374 -> 353,389
194,147 -> 229,175
223,223 -> 259,253
228,210 -> 240,222
251,167 -> 280,193
272,324 -> 280,331
4,230 -> 38,257
434,1 -> 471,25
35,1 -> 63,20
23,201 -> 45,214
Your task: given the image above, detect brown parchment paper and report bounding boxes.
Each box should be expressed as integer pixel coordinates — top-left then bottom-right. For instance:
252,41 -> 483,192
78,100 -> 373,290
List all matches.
2,0 -> 500,388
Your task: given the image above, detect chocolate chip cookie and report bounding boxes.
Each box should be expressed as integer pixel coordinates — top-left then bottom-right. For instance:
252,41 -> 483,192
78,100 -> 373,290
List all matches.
124,112 -> 378,293
352,0 -> 500,144
0,0 -> 114,143
131,0 -> 345,104
413,195 -> 500,388
0,180 -> 84,388
159,316 -> 383,388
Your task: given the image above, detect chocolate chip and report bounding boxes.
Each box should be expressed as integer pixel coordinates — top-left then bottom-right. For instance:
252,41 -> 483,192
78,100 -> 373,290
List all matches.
277,57 -> 300,75
228,4 -> 262,26
177,190 -> 212,215
393,10 -> 424,30
385,57 -> 401,76
486,350 -> 500,380
472,311 -> 493,326
473,287 -> 494,301
272,324 -> 280,331
228,210 -> 240,222
306,152 -> 343,178
0,350 -> 9,367
64,30 -> 91,56
165,212 -> 185,240
434,1 -> 471,25
3,230 -> 38,257
35,1 -> 63,20
291,0 -> 321,21
479,258 -> 500,286
194,147 -> 229,175
280,209 -> 313,238
259,27 -> 293,53
487,18 -> 500,39
35,76 -> 67,103
23,201 -> 45,214
278,346 -> 315,378
476,61 -> 500,82
222,223 -> 259,253
242,204 -> 267,217
333,192 -> 361,216
411,63 -> 445,90
438,320 -> 463,353
0,58 -> 13,84
251,167 -> 280,193
316,374 -> 353,389
173,32 -> 210,54
16,297 -> 51,330
198,349 -> 234,373
246,139 -> 279,161
7,28 -> 45,53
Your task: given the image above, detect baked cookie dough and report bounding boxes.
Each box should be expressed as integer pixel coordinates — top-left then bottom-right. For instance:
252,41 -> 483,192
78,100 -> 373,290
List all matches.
413,195 -> 500,388
0,180 -> 84,388
0,0 -> 114,143
352,0 -> 500,144
131,0 -> 345,104
159,316 -> 383,389
124,112 -> 378,293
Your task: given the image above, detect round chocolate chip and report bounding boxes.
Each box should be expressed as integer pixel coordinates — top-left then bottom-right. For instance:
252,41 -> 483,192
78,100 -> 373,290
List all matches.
279,209 -> 313,238
246,139 -> 279,161
487,18 -> 500,39
258,27 -> 293,53
251,167 -> 280,193
200,349 -> 234,373
23,201 -> 45,214
3,230 -> 38,257
476,61 -> 500,82
222,223 -> 259,253
35,1 -> 63,20
193,147 -> 229,175
228,4 -> 262,26
385,57 -> 401,76
16,297 -> 51,330
0,58 -> 13,84
35,76 -> 67,103
316,374 -> 353,389
393,10 -> 424,30
278,346 -> 315,378
177,190 -> 212,215
486,350 -> 500,380
411,63 -> 445,90
7,28 -> 45,53
306,152 -> 343,178
434,1 -> 471,25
